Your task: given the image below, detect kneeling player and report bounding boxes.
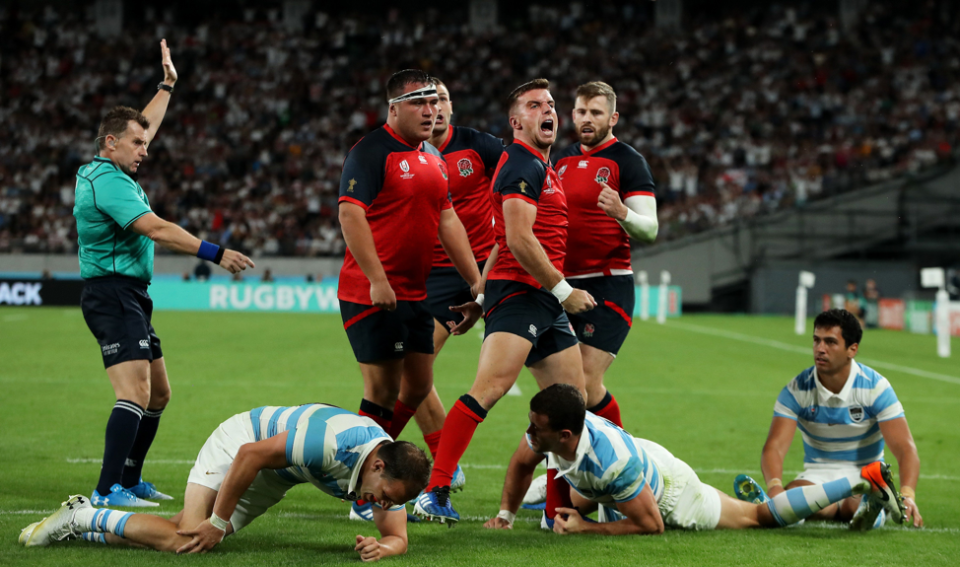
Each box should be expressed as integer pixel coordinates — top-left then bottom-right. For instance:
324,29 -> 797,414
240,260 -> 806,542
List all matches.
484,385 -> 905,534
22,404 -> 430,561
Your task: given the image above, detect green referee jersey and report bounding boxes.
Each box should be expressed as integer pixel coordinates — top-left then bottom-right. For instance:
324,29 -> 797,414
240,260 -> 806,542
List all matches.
74,157 -> 155,282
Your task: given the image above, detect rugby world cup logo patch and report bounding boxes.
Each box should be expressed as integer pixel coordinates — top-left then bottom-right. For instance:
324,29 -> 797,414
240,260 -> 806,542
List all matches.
399,160 -> 415,180
558,164 -> 567,178
849,405 -> 864,423
595,166 -> 611,184
457,158 -> 474,177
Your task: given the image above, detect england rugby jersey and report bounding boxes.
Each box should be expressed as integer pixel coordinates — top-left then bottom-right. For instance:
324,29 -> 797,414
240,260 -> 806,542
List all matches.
553,138 -> 655,277
534,413 -> 665,505
338,124 -> 452,304
247,403 -> 403,510
773,361 -> 905,466
432,126 -> 504,267
488,140 -> 567,289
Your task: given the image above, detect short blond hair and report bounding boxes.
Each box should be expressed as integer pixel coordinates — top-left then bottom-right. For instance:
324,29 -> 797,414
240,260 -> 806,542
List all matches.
576,81 -> 617,113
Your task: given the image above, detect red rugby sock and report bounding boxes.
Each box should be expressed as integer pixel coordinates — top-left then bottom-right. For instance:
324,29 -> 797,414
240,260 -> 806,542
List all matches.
545,468 -> 573,521
588,391 -> 623,428
427,396 -> 486,490
387,399 -> 418,440
423,430 -> 443,459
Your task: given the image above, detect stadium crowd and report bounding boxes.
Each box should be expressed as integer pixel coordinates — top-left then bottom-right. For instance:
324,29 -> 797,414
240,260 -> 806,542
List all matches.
0,1 -> 956,256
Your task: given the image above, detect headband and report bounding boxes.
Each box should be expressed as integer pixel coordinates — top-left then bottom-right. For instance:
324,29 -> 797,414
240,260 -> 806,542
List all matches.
388,85 -> 438,104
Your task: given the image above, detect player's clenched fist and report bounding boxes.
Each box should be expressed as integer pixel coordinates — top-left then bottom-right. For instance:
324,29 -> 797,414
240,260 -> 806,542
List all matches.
219,249 -> 255,274
596,183 -> 628,221
355,535 -> 382,562
561,288 -> 596,314
369,279 -> 397,311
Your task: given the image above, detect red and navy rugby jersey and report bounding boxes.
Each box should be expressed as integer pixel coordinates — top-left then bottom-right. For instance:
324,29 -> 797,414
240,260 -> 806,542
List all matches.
488,140 -> 567,289
432,126 -> 504,268
338,124 -> 452,304
554,137 -> 655,277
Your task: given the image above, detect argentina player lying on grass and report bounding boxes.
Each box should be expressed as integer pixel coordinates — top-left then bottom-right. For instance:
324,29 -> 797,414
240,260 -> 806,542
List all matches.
484,385 -> 906,535
21,404 -> 430,562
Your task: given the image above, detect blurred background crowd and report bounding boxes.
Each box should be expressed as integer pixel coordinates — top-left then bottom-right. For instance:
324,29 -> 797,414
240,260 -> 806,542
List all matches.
0,0 -> 956,256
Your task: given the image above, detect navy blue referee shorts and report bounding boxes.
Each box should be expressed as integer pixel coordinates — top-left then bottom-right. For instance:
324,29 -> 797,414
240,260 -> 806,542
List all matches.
340,299 -> 434,363
80,276 -> 163,369
424,260 -> 485,333
567,275 -> 635,356
482,279 -> 578,367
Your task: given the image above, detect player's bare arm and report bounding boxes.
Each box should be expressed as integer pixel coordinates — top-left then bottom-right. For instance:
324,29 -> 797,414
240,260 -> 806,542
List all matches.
553,485 -> 663,535
760,416 -> 797,497
360,502 -> 409,561
483,437 -> 542,529
141,39 -> 177,147
339,202 -> 396,310
176,432 -> 289,554
437,207 -> 482,294
503,199 -> 595,313
596,183 -> 659,243
129,213 -> 254,274
878,417 -> 923,527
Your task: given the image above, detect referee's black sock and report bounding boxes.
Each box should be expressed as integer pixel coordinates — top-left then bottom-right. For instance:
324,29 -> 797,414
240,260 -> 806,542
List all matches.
96,400 -> 143,496
122,407 -> 164,488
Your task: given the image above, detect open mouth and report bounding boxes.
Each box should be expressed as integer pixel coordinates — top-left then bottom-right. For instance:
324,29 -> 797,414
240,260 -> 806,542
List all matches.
580,126 -> 595,135
435,114 -> 445,124
540,119 -> 554,134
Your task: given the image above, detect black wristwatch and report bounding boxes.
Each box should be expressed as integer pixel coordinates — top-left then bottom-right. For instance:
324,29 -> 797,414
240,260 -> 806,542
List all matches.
157,83 -> 174,93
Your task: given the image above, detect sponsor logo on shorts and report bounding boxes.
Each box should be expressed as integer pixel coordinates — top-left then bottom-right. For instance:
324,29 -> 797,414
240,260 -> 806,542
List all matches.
583,323 -> 595,337
139,339 -> 150,349
849,405 -> 864,423
528,324 -> 537,337
394,341 -> 404,352
101,342 -> 120,356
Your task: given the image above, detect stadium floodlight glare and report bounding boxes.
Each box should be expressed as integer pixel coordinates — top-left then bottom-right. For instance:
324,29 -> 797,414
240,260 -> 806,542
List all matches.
637,270 -> 650,321
795,271 -> 816,335
921,267 -> 951,358
658,271 -> 671,324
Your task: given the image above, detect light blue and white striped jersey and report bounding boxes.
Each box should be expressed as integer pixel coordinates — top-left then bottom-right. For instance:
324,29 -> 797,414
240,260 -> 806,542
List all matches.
536,413 -> 664,505
246,404 -> 402,510
773,361 -> 905,466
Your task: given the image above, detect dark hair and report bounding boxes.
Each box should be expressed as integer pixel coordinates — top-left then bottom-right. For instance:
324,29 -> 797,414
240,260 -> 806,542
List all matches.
378,440 -> 431,494
530,384 -> 586,435
97,106 -> 150,150
507,78 -> 550,113
576,81 -> 617,112
814,308 -> 863,347
385,69 -> 432,102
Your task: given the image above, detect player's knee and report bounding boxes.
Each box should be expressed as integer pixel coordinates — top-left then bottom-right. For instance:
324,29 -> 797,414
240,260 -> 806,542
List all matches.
149,387 -> 171,410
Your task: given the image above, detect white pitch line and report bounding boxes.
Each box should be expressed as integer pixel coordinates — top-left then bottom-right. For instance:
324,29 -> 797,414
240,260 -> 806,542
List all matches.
669,322 -> 960,386
60,458 -> 959,481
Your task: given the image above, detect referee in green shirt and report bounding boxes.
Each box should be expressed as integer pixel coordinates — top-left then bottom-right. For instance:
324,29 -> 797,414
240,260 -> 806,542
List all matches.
74,40 -> 254,507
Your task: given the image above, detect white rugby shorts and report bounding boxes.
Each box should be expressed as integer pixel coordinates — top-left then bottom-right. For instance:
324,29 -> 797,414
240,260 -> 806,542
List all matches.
187,412 -> 296,532
635,439 -> 722,531
794,461 -> 863,486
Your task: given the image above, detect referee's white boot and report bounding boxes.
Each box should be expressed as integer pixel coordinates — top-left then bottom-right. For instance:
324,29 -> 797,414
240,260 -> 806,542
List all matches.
91,483 -> 159,508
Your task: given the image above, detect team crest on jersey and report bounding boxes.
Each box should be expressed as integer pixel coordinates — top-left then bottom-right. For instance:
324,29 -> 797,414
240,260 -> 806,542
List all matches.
596,167 -> 611,184
558,165 -> 567,178
457,158 -> 474,177
583,323 -> 595,337
399,160 -> 414,180
848,405 -> 864,423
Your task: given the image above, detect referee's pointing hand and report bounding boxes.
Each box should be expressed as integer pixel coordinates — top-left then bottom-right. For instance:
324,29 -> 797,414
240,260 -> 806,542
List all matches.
219,249 -> 255,274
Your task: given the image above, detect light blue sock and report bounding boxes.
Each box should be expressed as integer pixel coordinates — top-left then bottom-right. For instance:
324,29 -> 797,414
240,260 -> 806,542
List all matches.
767,473 -> 868,526
82,532 -> 107,544
74,507 -> 134,538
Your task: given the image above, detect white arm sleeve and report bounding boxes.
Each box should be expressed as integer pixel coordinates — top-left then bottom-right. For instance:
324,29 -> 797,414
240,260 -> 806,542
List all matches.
617,195 -> 658,243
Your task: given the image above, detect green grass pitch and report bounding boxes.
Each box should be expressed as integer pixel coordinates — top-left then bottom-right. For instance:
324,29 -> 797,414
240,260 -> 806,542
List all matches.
1,308 -> 958,566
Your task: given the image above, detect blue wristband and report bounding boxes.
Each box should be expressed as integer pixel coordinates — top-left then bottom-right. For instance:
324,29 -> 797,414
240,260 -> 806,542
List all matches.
197,240 -> 220,262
